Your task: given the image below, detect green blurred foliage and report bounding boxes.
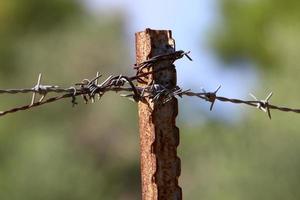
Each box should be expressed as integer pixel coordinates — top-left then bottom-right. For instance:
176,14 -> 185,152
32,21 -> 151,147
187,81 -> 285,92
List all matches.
212,0 -> 300,70
184,0 -> 300,199
0,0 -> 82,33
180,118 -> 300,200
0,0 -> 83,75
0,1 -> 139,199
1,0 -> 300,199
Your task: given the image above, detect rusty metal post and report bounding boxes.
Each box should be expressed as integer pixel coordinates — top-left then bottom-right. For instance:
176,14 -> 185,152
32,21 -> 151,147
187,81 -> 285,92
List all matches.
135,29 -> 181,200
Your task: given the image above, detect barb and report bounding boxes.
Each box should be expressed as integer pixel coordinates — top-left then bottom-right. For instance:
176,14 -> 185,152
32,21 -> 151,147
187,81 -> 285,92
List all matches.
180,89 -> 300,118
134,50 -> 192,81
134,50 -> 192,69
201,85 -> 221,111
249,92 -> 273,119
1,50 -> 300,119
0,61 -> 179,116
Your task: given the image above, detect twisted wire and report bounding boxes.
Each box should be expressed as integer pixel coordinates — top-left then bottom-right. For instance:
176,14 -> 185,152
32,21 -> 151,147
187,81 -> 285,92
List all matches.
1,50 -> 300,118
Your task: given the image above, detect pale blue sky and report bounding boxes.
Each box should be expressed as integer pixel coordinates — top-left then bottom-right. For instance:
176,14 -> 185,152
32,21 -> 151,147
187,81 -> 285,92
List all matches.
83,0 -> 259,122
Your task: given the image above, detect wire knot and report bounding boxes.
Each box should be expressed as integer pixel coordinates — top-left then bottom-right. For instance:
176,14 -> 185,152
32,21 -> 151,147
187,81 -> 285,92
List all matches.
203,85 -> 221,111
250,92 -> 273,119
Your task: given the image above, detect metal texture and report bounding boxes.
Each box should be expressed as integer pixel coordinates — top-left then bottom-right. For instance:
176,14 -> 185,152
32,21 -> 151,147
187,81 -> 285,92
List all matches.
135,29 -> 182,200
2,79 -> 300,118
1,56 -> 300,118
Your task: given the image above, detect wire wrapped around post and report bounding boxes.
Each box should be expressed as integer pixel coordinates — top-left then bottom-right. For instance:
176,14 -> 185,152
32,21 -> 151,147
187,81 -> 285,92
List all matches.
135,29 -> 182,200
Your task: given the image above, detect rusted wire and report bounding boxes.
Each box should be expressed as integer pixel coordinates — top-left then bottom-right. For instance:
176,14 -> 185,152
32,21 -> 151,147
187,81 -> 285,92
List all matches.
134,50 -> 192,70
138,84 -> 300,118
0,50 -> 300,119
180,90 -> 300,118
0,73 -> 146,117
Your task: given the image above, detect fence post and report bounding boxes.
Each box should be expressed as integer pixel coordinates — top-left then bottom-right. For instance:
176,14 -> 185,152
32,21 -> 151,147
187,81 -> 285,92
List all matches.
135,28 -> 182,200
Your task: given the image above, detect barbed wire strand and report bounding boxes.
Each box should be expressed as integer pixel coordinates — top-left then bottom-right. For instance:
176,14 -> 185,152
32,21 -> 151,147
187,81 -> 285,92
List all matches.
0,50 -> 300,118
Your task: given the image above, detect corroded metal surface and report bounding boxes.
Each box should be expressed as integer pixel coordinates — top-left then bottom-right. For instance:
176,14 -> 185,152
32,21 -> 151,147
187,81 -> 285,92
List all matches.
136,29 -> 181,200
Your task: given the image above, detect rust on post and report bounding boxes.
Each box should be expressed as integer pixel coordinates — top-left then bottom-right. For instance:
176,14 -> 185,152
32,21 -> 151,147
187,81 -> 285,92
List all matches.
135,28 -> 181,200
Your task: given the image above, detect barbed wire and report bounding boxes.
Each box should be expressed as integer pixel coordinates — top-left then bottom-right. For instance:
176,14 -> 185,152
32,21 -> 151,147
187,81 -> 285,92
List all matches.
0,50 -> 300,119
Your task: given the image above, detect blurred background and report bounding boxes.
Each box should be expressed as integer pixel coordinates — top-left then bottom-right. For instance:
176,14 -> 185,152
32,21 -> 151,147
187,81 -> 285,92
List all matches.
0,0 -> 299,199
